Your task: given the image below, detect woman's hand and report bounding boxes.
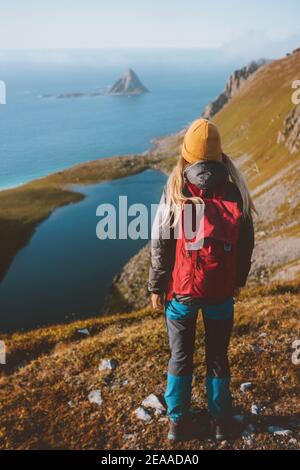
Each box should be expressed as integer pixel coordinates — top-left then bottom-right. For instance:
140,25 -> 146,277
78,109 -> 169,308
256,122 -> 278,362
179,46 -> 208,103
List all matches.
234,288 -> 241,299
151,293 -> 166,310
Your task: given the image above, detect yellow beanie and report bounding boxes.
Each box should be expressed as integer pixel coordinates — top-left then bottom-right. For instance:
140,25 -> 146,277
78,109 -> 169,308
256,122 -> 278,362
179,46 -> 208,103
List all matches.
182,119 -> 222,164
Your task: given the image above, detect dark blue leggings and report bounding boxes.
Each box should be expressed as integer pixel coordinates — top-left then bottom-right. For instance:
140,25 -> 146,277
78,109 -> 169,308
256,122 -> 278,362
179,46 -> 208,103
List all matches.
164,297 -> 234,422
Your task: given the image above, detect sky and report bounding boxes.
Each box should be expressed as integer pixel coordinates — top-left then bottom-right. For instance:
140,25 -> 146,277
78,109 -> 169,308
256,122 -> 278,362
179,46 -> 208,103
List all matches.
0,0 -> 299,58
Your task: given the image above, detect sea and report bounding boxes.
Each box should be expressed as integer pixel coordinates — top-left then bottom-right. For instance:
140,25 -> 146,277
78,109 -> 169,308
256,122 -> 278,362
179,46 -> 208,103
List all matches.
0,49 -> 241,331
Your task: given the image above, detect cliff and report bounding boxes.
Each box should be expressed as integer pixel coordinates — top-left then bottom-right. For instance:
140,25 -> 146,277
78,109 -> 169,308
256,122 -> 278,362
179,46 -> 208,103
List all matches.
277,104 -> 300,155
202,59 -> 268,119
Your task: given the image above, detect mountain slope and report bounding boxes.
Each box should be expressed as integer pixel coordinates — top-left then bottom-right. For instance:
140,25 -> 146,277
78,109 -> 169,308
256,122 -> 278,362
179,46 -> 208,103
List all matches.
106,49 -> 300,314
213,49 -> 300,282
0,281 -> 299,450
214,50 -> 300,181
202,59 -> 268,119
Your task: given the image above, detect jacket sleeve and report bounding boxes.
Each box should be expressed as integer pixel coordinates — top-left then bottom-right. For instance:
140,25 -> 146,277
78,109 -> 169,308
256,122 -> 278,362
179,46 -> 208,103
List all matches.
148,191 -> 176,294
236,213 -> 255,288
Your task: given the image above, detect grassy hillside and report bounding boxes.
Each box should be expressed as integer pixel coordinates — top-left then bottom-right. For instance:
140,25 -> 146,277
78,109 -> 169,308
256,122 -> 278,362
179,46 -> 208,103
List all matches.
0,281 -> 299,450
214,51 -> 300,282
214,52 -> 300,184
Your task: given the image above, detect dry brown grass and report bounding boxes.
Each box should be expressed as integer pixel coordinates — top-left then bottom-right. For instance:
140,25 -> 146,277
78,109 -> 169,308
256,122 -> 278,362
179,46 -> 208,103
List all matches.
214,52 -> 300,190
0,281 -> 299,450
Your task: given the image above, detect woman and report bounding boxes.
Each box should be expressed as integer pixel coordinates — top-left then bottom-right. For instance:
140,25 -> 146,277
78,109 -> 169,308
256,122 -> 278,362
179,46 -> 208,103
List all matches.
148,119 -> 255,442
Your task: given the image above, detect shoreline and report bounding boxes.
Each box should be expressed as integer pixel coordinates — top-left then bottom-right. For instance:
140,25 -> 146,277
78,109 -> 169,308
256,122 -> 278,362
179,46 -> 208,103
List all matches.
0,152 -> 153,194
0,129 -> 177,193
0,141 -> 178,283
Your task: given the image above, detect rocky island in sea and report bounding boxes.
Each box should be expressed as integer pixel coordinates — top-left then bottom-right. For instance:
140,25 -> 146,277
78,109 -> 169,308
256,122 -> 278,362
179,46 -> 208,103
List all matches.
107,68 -> 149,96
41,68 -> 148,99
41,91 -> 103,99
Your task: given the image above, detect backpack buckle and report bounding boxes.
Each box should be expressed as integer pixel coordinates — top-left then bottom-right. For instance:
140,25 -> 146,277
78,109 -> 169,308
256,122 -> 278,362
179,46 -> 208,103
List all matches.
224,243 -> 232,252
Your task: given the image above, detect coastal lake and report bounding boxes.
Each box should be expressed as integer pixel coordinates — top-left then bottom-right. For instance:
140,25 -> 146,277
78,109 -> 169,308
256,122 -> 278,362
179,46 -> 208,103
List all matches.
0,170 -> 166,332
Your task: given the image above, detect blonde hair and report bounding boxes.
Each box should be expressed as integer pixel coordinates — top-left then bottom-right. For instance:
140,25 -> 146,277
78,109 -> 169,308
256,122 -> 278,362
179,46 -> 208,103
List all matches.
162,156 -> 203,227
163,153 -> 256,227
222,153 -> 256,218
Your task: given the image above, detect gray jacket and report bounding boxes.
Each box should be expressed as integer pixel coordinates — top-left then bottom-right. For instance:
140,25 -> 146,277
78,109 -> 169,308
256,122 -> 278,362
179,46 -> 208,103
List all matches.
148,160 -> 255,294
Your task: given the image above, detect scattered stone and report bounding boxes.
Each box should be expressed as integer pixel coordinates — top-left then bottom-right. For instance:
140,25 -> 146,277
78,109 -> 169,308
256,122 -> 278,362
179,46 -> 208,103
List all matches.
256,231 -> 266,238
233,414 -> 244,424
240,382 -> 253,392
88,390 -> 103,406
67,400 -> 73,408
77,328 -> 90,335
99,359 -> 118,371
242,431 -> 252,438
243,435 -> 255,446
258,332 -> 267,338
134,406 -> 152,422
219,440 -> 228,448
245,439 -> 254,446
141,394 -> 165,414
159,417 -> 168,423
277,131 -> 286,145
288,438 -> 298,446
251,403 -> 262,415
247,423 -> 256,433
242,424 -> 255,443
252,344 -> 264,353
268,426 -> 292,437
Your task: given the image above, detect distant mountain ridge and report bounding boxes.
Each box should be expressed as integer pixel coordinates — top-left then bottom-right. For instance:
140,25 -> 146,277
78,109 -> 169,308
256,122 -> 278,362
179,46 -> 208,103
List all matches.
202,59 -> 268,119
107,68 -> 149,96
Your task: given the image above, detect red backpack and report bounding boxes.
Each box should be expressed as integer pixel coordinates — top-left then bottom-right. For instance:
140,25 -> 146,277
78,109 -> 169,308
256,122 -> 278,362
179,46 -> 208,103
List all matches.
167,181 -> 242,304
